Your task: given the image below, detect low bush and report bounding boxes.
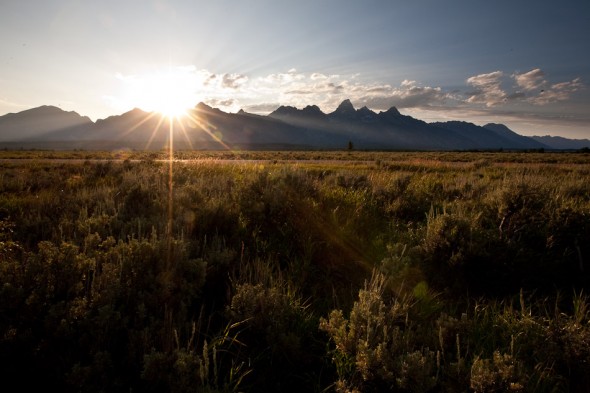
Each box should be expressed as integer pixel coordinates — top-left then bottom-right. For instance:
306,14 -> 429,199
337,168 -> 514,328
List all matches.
1,152 -> 589,391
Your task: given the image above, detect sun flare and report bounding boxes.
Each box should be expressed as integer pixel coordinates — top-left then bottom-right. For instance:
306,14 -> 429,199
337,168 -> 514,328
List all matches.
118,67 -> 200,118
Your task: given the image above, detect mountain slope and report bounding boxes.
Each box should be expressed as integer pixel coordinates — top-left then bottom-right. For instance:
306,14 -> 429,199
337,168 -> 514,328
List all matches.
433,121 -> 545,150
0,101 -> 586,150
0,106 -> 93,142
483,123 -> 548,149
271,101 -> 477,149
531,135 -> 590,150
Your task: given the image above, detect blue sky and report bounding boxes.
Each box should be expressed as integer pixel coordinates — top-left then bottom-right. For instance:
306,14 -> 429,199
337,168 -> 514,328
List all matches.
1,0 -> 588,138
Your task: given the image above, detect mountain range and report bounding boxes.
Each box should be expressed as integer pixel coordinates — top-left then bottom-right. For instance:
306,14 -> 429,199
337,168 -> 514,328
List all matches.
0,100 -> 588,150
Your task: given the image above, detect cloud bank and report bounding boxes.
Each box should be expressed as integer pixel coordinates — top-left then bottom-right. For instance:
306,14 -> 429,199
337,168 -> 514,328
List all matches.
111,65 -> 583,115
108,66 -> 585,139
463,68 -> 583,108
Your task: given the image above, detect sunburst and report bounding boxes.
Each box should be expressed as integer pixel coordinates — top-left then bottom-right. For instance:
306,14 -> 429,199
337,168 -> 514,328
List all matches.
119,67 -> 199,119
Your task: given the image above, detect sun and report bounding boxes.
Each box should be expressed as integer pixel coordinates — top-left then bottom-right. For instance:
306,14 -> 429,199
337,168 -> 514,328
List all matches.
118,67 -> 200,118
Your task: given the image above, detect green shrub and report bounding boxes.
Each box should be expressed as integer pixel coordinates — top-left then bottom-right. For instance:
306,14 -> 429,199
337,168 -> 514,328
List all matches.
470,351 -> 525,392
227,281 -> 320,392
320,271 -> 436,392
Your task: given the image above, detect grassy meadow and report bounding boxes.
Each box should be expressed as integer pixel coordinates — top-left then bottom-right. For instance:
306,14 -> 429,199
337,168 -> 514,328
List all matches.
1,150 -> 589,392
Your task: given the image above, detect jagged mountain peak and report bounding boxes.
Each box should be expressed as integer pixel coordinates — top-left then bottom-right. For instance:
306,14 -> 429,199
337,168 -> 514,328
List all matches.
269,105 -> 299,117
196,102 -> 226,114
193,102 -> 226,117
0,102 -> 579,150
357,106 -> 378,122
383,106 -> 401,116
130,107 -> 150,115
357,106 -> 376,115
332,99 -> 355,115
301,105 -> 326,120
301,105 -> 324,115
484,122 -> 509,129
195,102 -> 212,110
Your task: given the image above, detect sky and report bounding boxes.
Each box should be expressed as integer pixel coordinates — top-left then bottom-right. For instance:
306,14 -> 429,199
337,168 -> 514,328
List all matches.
0,0 -> 589,138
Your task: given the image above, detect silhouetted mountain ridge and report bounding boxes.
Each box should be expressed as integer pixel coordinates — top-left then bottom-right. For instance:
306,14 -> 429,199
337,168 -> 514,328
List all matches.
0,105 -> 93,142
531,135 -> 590,150
0,100 -> 580,150
482,123 -> 547,149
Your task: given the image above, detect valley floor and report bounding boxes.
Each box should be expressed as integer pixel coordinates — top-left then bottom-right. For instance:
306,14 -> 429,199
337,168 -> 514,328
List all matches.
1,150 -> 589,392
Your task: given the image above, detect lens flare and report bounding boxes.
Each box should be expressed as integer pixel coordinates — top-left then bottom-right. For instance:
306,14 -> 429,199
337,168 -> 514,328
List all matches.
118,67 -> 200,119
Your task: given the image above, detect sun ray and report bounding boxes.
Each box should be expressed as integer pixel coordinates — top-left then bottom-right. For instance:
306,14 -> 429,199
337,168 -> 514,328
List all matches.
183,111 -> 232,151
174,117 -> 194,150
144,114 -> 168,150
116,110 -> 160,139
166,116 -> 174,270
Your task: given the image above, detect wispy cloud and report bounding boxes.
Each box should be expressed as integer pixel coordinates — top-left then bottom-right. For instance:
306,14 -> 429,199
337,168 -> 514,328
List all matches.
465,71 -> 506,106
241,102 -> 283,113
205,67 -> 584,119
258,69 -> 306,85
513,68 -> 546,91
463,68 -> 584,109
221,73 -> 248,89
529,77 -> 583,105
239,71 -> 454,113
206,98 -> 236,108
356,80 -> 451,110
310,72 -> 328,81
110,65 -> 584,126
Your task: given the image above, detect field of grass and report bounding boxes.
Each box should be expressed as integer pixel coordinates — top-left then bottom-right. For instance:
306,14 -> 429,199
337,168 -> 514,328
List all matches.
1,150 -> 589,392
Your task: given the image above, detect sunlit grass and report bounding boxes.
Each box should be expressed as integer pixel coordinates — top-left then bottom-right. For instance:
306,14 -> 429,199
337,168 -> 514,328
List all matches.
1,151 -> 589,391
